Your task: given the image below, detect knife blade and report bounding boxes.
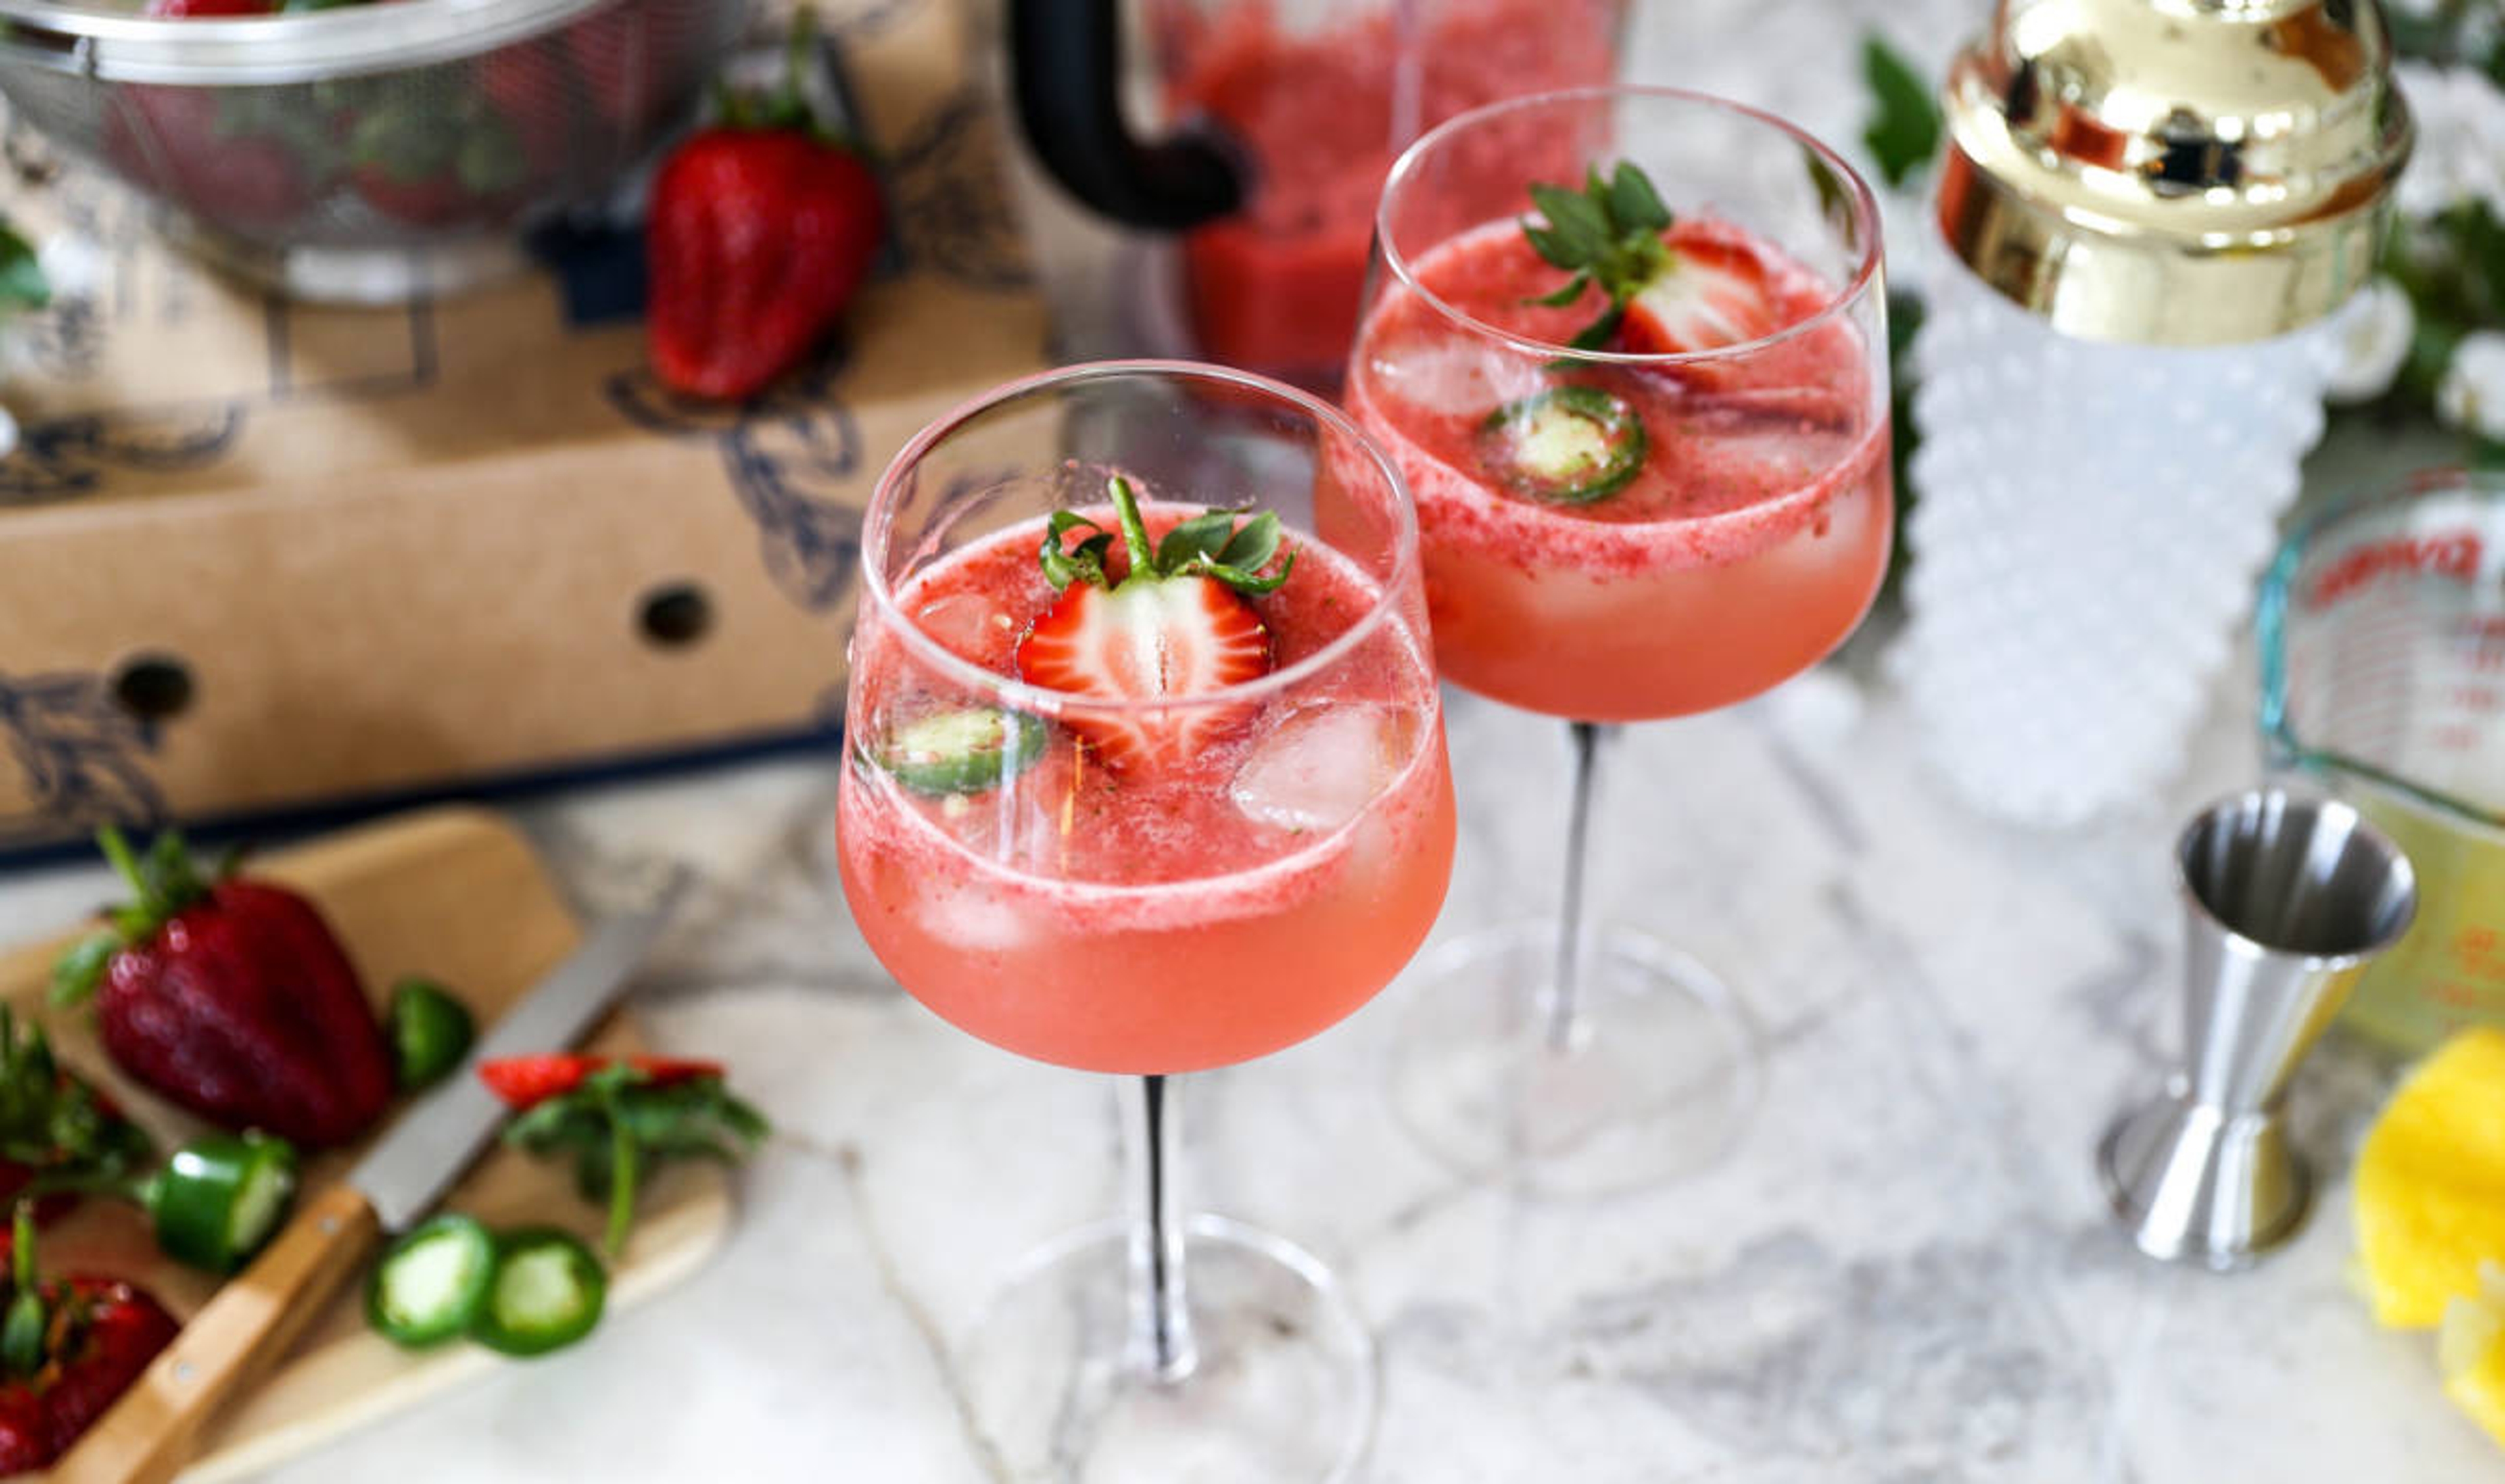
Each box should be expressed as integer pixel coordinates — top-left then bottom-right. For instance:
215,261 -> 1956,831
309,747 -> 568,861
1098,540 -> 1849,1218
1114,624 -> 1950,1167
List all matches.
53,861 -> 694,1484
354,861 -> 694,1232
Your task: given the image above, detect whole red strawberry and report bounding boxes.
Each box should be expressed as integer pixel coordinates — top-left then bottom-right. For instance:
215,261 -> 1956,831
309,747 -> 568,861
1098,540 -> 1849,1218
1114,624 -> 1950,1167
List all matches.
0,1205 -> 178,1472
645,16 -> 884,401
53,829 -> 393,1149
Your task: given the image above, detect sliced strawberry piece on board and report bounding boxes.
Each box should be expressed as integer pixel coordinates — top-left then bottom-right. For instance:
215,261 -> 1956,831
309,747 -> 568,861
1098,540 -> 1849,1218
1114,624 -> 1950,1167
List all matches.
479,1053 -> 725,1110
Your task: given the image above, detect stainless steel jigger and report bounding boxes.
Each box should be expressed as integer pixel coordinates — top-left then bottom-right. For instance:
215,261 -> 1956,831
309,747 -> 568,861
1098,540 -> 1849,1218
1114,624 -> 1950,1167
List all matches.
2098,790 -> 2418,1269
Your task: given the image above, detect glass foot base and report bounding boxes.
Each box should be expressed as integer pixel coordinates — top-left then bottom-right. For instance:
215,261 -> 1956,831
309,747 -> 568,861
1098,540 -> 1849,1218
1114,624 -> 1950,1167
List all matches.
1389,921 -> 1763,1198
960,1215 -> 1376,1483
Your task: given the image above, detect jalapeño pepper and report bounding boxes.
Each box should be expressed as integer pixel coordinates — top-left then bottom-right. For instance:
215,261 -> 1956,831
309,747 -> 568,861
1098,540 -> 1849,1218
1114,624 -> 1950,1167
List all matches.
469,1227 -> 607,1357
369,1213 -> 500,1350
141,1130 -> 299,1274
1476,385 -> 1649,505
387,977 -> 478,1091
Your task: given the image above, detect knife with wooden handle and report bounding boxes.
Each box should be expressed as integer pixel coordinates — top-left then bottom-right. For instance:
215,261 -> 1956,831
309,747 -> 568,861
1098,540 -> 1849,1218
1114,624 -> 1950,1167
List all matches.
53,865 -> 693,1484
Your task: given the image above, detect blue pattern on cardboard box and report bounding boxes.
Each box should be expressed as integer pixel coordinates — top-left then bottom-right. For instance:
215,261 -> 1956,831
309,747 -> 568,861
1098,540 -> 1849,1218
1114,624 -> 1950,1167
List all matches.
0,404 -> 245,505
891,87 -> 1035,292
604,350 -> 864,611
0,671 -> 166,847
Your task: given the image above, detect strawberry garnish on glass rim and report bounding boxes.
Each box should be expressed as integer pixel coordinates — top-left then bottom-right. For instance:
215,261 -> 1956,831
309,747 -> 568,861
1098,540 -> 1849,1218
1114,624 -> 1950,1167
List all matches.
1522,161 -> 1783,357
1014,476 -> 1294,770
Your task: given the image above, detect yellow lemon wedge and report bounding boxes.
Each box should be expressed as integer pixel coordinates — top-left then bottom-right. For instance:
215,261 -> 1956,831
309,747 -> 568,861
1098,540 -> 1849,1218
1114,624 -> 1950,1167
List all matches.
2442,1264 -> 2505,1445
2356,1028 -> 2505,1328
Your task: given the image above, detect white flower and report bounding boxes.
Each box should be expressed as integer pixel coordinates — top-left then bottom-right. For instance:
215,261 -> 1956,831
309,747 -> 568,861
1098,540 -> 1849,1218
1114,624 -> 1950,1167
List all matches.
2437,331 -> 2505,442
2393,63 -> 2505,222
2325,277 -> 2416,404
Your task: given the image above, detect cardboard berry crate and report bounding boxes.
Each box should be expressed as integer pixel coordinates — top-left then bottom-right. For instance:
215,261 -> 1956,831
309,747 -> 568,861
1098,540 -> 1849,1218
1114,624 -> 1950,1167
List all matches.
0,0 -> 1044,856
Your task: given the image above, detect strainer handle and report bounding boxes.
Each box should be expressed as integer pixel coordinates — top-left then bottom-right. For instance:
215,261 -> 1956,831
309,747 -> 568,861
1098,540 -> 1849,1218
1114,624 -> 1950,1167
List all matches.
1005,0 -> 1243,231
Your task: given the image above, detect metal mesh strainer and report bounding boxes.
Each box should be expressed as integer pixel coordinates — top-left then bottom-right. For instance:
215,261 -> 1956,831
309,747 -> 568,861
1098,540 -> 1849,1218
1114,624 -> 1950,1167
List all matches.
0,0 -> 752,300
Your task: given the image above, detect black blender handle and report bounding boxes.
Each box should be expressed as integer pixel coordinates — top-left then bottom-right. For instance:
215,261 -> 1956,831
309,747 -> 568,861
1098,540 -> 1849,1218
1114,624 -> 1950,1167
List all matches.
1007,0 -> 1246,230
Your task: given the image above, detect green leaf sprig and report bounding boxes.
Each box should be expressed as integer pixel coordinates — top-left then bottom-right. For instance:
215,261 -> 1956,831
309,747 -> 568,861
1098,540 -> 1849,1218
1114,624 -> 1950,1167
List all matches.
1518,162 -> 1676,353
0,222 -> 45,316
502,1066 -> 768,1258
1860,37 -> 1944,189
1040,475 -> 1296,597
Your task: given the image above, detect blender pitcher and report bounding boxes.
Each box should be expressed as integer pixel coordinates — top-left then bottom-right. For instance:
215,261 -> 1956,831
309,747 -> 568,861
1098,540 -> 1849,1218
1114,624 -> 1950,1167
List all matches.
2258,467 -> 2505,1055
1003,0 -> 1623,387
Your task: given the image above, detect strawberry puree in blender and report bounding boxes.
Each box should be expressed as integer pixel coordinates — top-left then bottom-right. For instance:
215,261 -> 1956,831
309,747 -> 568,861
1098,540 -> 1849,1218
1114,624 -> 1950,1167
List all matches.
1346,218 -> 1892,720
1162,0 -> 1617,382
836,502 -> 1456,1074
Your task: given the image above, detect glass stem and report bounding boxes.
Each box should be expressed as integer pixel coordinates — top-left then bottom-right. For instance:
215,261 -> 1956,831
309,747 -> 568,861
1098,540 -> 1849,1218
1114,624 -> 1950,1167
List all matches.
1545,721 -> 1611,1051
1121,1074 -> 1197,1384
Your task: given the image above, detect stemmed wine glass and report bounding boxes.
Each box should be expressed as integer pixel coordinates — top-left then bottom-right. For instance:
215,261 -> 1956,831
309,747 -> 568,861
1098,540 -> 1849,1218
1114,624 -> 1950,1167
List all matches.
835,361 -> 1453,1477
1344,86 -> 1890,1196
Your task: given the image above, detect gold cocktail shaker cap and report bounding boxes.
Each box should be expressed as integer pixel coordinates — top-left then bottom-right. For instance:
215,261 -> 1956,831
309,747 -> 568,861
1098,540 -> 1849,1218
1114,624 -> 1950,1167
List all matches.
1936,0 -> 2414,346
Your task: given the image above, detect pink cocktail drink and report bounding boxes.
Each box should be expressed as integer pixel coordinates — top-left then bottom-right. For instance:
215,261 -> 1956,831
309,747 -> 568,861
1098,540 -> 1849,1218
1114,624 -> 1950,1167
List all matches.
833,365 -> 1448,1477
1349,218 -> 1891,721
1354,91 -> 1892,1198
838,504 -> 1455,1074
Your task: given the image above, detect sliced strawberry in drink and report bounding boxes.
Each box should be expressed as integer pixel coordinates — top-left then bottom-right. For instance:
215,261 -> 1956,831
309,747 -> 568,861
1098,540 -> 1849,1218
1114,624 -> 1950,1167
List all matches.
1018,576 -> 1271,768
1014,475 -> 1293,770
1618,230 -> 1785,356
1518,164 -> 1791,365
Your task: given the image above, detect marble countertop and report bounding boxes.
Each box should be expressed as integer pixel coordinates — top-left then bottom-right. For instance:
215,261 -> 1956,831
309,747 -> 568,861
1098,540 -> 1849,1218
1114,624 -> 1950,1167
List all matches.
0,656 -> 2484,1481
2,2 -> 2483,1477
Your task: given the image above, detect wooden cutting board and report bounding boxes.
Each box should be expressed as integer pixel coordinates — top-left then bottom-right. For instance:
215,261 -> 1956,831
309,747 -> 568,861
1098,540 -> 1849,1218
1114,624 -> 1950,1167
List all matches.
0,807 -> 733,1480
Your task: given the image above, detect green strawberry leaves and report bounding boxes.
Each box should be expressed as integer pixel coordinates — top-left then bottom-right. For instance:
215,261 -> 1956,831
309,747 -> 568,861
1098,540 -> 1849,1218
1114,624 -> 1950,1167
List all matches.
1038,476 -> 1296,599
0,1207 -> 40,1380
1517,161 -> 1676,356
1039,509 -> 1115,592
52,827 -> 232,1007
46,935 -> 115,1012
716,7 -> 856,149
0,1005 -> 154,1190
1606,164 -> 1671,236
1153,507 -> 1243,569
1156,506 -> 1290,592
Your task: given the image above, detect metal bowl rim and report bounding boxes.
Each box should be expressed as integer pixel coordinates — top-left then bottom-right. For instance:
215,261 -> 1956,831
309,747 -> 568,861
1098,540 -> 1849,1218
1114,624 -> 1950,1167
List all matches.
0,0 -> 626,83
